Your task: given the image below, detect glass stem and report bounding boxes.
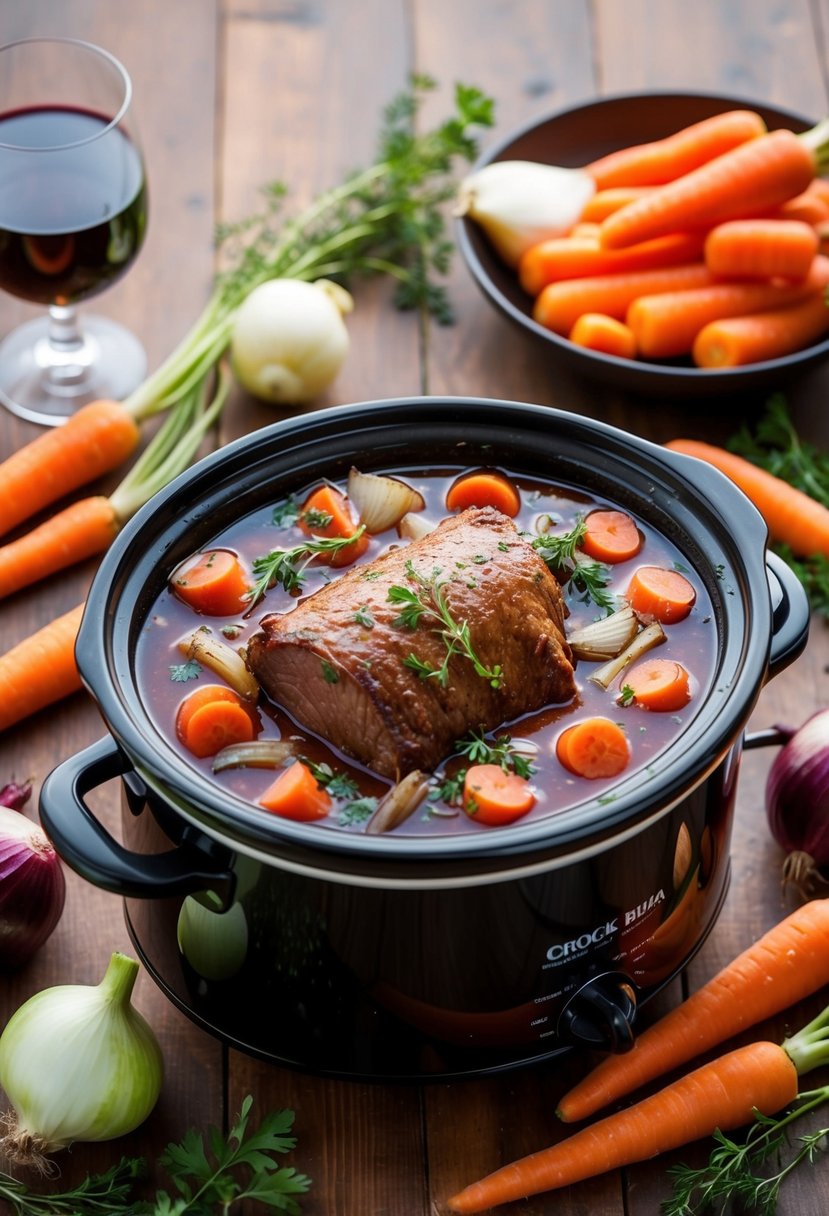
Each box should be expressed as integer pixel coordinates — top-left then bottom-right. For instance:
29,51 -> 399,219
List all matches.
44,304 -> 95,387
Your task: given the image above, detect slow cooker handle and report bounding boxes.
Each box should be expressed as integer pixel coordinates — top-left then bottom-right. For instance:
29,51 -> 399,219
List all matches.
39,735 -> 236,902
765,550 -> 810,680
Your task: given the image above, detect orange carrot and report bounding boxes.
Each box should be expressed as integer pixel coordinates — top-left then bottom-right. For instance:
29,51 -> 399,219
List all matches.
704,218 -> 819,279
626,253 -> 829,357
175,683 -> 259,745
623,657 -> 691,711
179,698 -> 258,759
580,509 -> 642,562
519,230 -> 705,295
258,760 -> 332,820
556,717 -> 630,779
0,399 -> 140,540
533,262 -> 713,336
299,485 -> 369,566
580,186 -> 656,223
665,437 -> 829,558
586,110 -> 767,190
0,603 -> 85,732
0,496 -> 119,601
447,1040 -> 797,1211
463,764 -> 536,826
556,898 -> 829,1124
693,289 -> 829,367
569,313 -> 637,358
626,566 -> 696,622
445,471 -> 521,517
773,186 -> 829,226
171,549 -> 251,616
600,123 -> 828,250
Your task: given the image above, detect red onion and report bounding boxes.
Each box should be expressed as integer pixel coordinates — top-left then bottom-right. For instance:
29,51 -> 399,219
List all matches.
0,806 -> 65,969
766,708 -> 829,899
0,780 -> 32,811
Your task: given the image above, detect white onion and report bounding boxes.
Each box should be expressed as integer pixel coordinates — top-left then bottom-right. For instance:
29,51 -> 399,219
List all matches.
347,467 -> 425,534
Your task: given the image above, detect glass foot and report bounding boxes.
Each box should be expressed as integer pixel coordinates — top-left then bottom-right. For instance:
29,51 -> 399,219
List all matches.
0,312 -> 146,427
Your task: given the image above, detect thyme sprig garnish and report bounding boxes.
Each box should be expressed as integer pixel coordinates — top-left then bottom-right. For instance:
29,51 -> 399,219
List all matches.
531,519 -> 615,612
389,560 -> 503,689
247,527 -> 366,605
454,728 -> 535,777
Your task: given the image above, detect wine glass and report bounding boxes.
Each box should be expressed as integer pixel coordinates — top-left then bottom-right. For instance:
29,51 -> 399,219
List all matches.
0,38 -> 148,426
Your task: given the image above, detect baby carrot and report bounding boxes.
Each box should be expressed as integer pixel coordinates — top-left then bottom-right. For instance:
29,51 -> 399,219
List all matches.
626,253 -> 829,358
693,289 -> 829,367
445,471 -> 521,517
0,497 -> 119,601
704,218 -> 819,280
585,109 -> 767,189
600,121 -> 829,250
622,657 -> 691,711
580,186 -> 656,223
533,262 -> 712,336
626,565 -> 696,622
557,899 -> 829,1125
299,485 -> 369,566
664,437 -> 829,558
772,186 -> 829,226
463,764 -> 536,826
569,313 -> 637,358
447,1040 -> 797,1211
580,509 -> 642,561
171,549 -> 251,617
519,230 -> 705,295
556,717 -> 630,779
259,760 -> 332,820
0,603 -> 85,732
0,400 -> 140,540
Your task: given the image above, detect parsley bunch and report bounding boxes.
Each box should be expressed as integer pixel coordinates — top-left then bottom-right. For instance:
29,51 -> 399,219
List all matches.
0,1097 -> 310,1215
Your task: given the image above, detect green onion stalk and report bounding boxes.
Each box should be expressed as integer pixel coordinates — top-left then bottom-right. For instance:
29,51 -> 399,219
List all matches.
123,77 -> 495,429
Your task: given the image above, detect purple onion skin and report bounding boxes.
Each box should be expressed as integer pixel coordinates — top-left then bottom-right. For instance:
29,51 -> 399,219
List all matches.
0,781 -> 32,811
766,708 -> 829,861
0,809 -> 66,969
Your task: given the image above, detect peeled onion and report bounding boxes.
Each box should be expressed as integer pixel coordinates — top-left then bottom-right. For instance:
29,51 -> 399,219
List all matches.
347,467 -> 425,534
766,708 -> 829,899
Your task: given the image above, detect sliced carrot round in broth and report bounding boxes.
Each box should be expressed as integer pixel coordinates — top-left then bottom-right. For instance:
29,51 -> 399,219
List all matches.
463,764 -> 536,826
626,564 -> 696,623
171,549 -> 251,616
176,684 -> 259,744
625,657 -> 691,712
556,717 -> 631,779
445,471 -> 521,517
581,509 -> 642,563
182,699 -> 257,758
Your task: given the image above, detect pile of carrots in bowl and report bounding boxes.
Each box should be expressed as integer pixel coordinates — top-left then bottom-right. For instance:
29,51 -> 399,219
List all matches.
458,93 -> 829,392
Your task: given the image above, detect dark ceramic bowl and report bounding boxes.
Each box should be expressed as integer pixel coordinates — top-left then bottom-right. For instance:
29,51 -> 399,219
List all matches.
457,91 -> 827,398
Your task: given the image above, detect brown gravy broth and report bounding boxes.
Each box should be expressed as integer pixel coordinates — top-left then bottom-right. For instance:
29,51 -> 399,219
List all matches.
135,468 -> 717,836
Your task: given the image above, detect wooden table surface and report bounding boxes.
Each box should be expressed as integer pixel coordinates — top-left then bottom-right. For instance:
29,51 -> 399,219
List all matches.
1,2 -> 828,1213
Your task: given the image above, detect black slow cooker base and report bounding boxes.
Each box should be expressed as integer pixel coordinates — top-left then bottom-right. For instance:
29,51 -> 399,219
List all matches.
123,865 -> 730,1083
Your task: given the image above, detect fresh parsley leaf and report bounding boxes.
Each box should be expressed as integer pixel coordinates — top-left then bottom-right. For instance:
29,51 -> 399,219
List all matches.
353,605 -> 375,628
428,768 -> 467,805
454,728 -> 535,776
320,659 -> 340,684
248,527 -> 366,604
301,507 -> 334,529
338,796 -> 378,826
271,497 -> 300,528
619,683 -> 635,706
301,758 -> 359,801
170,659 -> 202,683
531,519 -> 615,613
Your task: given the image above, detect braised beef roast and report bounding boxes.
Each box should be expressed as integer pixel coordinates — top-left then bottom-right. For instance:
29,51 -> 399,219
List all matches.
246,507 -> 576,779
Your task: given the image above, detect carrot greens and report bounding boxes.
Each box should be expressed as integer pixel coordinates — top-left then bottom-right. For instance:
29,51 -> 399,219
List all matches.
663,1002 -> 829,1216
728,394 -> 829,618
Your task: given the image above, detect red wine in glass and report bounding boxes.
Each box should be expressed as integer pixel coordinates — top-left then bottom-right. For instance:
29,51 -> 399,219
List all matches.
0,38 -> 148,426
0,105 -> 147,306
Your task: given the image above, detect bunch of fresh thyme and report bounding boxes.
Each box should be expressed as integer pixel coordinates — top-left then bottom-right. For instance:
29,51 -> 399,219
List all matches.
531,518 -> 616,612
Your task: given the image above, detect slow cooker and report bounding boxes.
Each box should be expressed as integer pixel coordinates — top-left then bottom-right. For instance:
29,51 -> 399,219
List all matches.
39,398 -> 809,1080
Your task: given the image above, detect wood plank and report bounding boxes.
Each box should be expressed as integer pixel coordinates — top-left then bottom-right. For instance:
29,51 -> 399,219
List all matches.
0,0 -> 224,1198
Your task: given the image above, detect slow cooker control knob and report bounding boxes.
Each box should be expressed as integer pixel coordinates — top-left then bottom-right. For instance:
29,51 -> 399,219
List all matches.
557,972 -> 638,1054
